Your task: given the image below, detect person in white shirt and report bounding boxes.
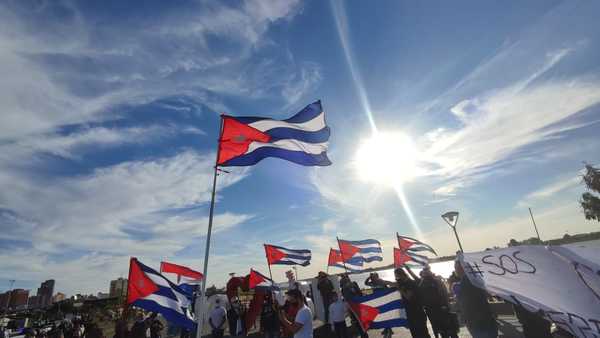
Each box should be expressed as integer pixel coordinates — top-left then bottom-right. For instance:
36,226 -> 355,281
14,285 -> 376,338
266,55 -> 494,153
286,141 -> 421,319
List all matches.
328,293 -> 348,338
278,289 -> 313,338
209,299 -> 227,338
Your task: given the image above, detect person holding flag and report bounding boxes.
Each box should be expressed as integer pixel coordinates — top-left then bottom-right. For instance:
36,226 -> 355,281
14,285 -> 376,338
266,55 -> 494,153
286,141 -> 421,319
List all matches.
277,289 -> 313,338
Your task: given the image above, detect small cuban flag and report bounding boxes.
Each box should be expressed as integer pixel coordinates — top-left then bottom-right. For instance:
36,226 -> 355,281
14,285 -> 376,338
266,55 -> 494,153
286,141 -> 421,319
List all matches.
265,244 -> 311,266
328,248 -> 364,272
348,288 -> 408,331
160,261 -> 204,297
248,269 -> 278,290
395,234 -> 438,267
217,101 -> 331,167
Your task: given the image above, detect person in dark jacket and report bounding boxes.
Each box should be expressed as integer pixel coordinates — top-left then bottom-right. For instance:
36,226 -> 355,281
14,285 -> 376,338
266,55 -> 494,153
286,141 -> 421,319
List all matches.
260,293 -> 280,338
317,272 -> 335,324
513,304 -> 551,338
454,260 -> 497,338
394,267 -> 431,338
412,266 -> 458,338
130,314 -> 148,338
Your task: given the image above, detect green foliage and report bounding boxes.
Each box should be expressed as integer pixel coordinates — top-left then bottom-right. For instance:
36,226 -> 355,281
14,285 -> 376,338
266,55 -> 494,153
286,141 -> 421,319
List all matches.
580,164 -> 600,222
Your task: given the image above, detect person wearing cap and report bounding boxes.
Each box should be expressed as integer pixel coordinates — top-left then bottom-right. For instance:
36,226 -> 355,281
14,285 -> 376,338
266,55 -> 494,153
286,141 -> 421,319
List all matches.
278,289 -> 313,338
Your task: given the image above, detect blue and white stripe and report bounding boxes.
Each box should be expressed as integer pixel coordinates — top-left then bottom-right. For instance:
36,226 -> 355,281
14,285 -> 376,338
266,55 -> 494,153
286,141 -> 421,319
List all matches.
341,239 -> 384,263
332,256 -> 365,272
221,101 -> 331,166
351,288 -> 407,330
134,261 -> 196,331
270,245 -> 312,266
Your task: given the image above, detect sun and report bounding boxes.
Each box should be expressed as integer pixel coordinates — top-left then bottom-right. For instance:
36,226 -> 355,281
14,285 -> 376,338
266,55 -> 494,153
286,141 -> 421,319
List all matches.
354,131 -> 420,185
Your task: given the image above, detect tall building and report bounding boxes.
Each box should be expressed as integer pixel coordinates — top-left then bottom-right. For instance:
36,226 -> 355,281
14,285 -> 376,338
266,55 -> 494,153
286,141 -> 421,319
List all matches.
36,279 -> 55,308
7,289 -> 29,310
28,295 -> 41,309
109,278 -> 128,299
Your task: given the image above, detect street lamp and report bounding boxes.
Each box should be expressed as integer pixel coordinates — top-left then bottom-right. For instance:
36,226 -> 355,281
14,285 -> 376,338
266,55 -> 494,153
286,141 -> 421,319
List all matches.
442,211 -> 464,253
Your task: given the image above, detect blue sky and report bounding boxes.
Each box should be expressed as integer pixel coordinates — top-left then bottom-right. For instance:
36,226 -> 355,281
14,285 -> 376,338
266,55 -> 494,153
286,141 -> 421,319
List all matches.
1,0 -> 599,295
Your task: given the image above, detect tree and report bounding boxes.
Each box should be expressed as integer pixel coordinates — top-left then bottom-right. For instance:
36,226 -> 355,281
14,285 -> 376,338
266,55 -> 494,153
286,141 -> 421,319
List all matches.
581,164 -> 600,222
508,239 -> 519,247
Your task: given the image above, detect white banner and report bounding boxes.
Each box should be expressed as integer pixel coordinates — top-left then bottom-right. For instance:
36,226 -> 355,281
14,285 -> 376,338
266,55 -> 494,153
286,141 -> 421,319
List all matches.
458,244 -> 600,338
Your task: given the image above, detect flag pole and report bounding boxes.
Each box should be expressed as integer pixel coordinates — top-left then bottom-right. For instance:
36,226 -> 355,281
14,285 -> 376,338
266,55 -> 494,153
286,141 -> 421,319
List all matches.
196,116 -> 224,338
264,244 -> 274,281
336,237 -> 349,273
122,257 -> 134,320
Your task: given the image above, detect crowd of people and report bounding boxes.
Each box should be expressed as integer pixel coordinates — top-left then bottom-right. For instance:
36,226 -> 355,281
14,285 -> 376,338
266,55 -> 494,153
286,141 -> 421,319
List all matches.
241,259 -> 560,338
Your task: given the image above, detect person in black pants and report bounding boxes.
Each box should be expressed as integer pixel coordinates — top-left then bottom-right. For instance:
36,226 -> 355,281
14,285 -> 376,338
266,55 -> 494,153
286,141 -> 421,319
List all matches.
394,267 -> 431,338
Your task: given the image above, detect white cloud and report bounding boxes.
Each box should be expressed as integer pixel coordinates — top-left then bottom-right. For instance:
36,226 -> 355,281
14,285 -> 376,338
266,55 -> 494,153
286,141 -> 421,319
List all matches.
517,174 -> 583,208
0,150 -> 249,254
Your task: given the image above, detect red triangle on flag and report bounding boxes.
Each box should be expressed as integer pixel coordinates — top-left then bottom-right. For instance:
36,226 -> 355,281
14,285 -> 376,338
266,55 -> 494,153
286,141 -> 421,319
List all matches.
398,238 -> 414,251
265,245 -> 286,265
349,302 -> 379,331
338,241 -> 360,261
218,117 -> 271,165
394,247 -> 412,268
127,258 -> 159,304
248,269 -> 270,289
328,249 -> 343,266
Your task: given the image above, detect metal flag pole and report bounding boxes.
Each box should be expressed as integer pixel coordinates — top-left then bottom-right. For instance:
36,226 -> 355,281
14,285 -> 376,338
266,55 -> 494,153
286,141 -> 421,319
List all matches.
195,116 -> 224,338
528,208 -> 542,241
264,244 -> 274,281
336,237 -> 349,273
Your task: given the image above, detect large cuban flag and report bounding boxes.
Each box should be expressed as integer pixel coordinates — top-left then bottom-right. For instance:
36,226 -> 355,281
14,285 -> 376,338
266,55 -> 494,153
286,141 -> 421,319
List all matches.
328,248 -> 364,272
127,258 -> 196,331
338,239 -> 383,265
265,244 -> 311,266
217,101 -> 331,167
348,288 -> 408,331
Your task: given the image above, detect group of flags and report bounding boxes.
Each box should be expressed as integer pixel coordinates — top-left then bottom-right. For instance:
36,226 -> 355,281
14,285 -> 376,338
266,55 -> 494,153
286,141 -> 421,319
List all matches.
125,101 -> 440,333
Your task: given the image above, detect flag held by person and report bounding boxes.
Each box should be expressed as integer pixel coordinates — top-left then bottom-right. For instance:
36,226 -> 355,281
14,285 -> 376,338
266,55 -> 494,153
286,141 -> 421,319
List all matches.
217,101 -> 331,167
396,234 -> 437,267
248,269 -> 278,290
328,248 -> 364,272
338,238 -> 383,264
160,261 -> 203,297
127,258 -> 196,331
264,244 -> 311,266
347,288 -> 408,331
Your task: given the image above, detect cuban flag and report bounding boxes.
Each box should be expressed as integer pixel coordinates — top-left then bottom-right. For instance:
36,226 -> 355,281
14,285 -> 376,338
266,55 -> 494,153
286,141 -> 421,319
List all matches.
160,261 -> 203,297
248,269 -> 277,290
127,258 -> 196,331
348,288 -> 408,331
338,239 -> 383,264
265,244 -> 311,266
217,101 -> 331,167
328,248 -> 364,272
396,234 -> 437,267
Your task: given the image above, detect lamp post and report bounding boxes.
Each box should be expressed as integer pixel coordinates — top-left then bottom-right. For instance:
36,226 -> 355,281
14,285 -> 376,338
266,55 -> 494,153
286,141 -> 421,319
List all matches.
442,211 -> 463,253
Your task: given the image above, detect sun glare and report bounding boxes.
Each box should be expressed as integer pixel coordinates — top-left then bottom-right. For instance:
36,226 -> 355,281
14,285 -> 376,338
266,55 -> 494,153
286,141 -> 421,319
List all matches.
355,131 -> 420,185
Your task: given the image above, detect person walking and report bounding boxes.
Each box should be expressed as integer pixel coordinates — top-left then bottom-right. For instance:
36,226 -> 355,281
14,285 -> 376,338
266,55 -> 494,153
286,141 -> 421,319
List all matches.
394,267 -> 431,338
317,272 -> 335,324
328,293 -> 348,338
209,299 -> 227,338
278,289 -> 313,338
454,260 -> 497,338
260,293 -> 281,338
